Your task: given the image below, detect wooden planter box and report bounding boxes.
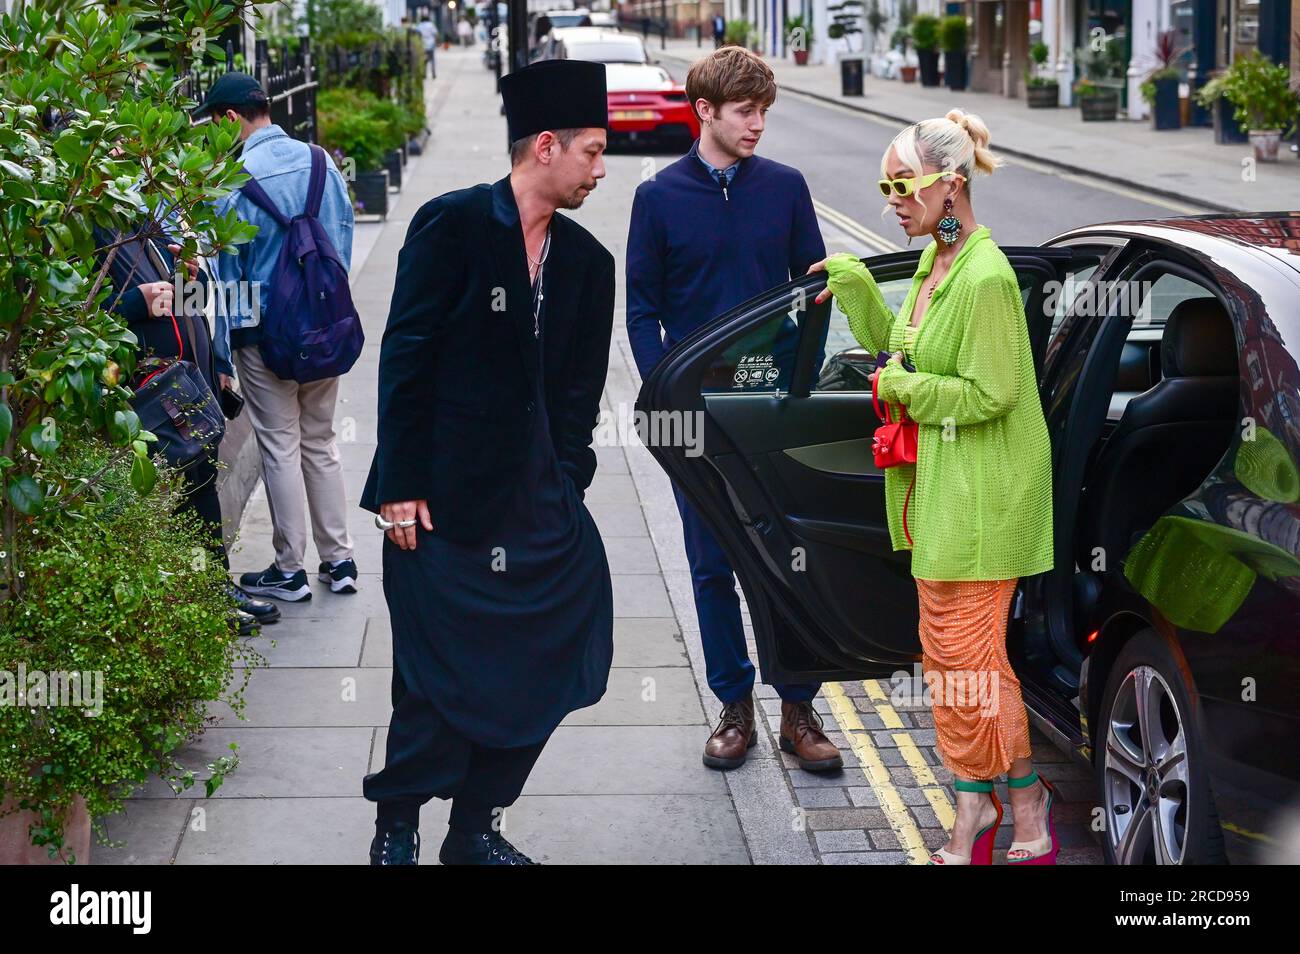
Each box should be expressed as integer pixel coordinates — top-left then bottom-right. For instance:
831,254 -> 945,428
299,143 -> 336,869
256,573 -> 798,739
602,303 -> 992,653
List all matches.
1080,91 -> 1119,121
1027,83 -> 1058,108
354,169 -> 390,218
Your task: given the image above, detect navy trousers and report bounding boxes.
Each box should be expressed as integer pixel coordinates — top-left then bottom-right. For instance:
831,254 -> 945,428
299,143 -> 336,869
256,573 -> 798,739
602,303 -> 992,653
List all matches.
671,483 -> 819,705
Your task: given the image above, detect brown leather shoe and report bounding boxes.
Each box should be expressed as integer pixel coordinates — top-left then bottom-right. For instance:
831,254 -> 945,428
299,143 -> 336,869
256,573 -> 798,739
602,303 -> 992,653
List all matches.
702,696 -> 756,770
780,701 -> 844,772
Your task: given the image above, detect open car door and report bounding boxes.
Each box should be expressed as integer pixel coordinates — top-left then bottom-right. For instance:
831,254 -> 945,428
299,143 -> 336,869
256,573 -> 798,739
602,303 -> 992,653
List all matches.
637,246 -> 1074,684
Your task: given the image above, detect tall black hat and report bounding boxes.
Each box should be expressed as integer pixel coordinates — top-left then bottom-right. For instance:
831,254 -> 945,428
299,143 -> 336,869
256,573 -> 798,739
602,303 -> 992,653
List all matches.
500,59 -> 608,145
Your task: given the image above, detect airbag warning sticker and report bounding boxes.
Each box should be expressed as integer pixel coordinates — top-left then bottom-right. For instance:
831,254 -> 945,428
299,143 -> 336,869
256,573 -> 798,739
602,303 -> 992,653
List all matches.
733,355 -> 778,388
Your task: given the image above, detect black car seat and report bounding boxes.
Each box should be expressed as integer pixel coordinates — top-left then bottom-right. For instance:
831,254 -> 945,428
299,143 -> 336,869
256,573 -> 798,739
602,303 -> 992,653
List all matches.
1079,296 -> 1239,568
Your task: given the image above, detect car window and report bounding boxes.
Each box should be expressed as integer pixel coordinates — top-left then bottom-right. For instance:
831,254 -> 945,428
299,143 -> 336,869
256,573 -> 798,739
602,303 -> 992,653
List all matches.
813,275 -> 913,392
699,289 -> 812,394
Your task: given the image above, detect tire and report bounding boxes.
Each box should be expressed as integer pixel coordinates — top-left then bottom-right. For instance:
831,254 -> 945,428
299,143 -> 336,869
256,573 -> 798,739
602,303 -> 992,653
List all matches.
1094,628 -> 1227,864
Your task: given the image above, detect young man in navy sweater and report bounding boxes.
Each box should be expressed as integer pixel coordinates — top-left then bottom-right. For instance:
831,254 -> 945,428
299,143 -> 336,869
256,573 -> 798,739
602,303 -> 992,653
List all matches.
626,48 -> 842,774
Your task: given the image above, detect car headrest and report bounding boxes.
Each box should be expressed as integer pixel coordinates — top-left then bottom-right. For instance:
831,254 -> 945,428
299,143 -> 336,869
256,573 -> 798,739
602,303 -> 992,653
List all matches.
1160,297 -> 1236,377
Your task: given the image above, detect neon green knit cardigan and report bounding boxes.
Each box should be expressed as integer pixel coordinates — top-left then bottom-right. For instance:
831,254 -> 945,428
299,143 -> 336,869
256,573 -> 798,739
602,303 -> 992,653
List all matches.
824,226 -> 1054,581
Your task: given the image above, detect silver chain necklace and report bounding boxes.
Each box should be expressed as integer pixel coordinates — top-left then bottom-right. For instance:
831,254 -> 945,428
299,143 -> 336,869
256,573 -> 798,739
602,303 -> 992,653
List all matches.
529,225 -> 552,339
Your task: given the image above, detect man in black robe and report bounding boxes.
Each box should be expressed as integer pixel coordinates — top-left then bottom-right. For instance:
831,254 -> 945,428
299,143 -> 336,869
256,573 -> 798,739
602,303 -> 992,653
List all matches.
360,59 -> 616,865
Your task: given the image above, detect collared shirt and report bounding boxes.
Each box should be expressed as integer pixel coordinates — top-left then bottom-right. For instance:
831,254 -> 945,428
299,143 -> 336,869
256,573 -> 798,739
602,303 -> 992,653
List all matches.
696,150 -> 739,189
212,123 -> 354,376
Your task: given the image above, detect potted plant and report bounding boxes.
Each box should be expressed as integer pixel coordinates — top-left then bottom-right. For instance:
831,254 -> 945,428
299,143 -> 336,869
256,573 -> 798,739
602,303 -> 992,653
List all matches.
1140,29 -> 1185,130
0,0 -> 269,864
1025,40 -> 1058,106
1218,52 -> 1299,161
894,28 -> 917,82
785,15 -> 813,65
724,18 -> 752,48
939,15 -> 968,91
1074,35 -> 1121,120
1194,72 -> 1249,144
320,101 -> 391,216
911,13 -> 940,87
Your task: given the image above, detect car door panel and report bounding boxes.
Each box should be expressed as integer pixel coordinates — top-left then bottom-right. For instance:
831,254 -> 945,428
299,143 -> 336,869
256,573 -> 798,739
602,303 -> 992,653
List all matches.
639,247 -> 1074,684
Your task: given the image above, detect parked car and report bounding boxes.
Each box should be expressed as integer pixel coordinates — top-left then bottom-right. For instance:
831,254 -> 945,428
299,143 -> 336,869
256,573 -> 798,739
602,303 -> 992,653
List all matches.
535,26 -> 648,64
637,212 -> 1300,864
603,63 -> 699,149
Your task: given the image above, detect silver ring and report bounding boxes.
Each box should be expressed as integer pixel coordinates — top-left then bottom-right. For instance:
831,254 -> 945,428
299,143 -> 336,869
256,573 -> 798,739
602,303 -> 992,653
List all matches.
374,514 -> 395,531
395,518 -> 417,527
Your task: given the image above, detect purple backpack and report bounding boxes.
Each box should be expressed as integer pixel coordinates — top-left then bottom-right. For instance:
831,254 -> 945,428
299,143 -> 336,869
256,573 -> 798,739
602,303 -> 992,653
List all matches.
238,144 -> 363,383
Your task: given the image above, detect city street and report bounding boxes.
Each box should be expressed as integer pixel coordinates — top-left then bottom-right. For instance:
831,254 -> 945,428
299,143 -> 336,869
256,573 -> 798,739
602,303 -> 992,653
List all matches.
91,43 -> 1270,865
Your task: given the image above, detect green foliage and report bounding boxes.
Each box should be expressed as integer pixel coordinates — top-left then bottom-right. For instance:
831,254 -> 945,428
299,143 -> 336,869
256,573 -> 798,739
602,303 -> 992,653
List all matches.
0,0 -> 267,609
304,0 -> 384,48
318,92 -> 388,172
1030,40 -> 1050,66
1140,69 -> 1179,106
784,14 -> 813,46
911,13 -> 940,52
0,441 -> 263,861
1218,52 -> 1299,133
939,15 -> 967,52
724,18 -> 752,46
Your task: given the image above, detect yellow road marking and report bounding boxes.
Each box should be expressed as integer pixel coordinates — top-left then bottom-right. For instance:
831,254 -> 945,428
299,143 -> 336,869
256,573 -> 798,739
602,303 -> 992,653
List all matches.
824,681 -> 930,863
812,198 -> 902,254
863,678 -> 956,829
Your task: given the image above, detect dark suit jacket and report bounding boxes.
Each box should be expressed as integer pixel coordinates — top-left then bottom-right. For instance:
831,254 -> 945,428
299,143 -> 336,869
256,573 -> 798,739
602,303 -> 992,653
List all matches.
359,175 -> 616,544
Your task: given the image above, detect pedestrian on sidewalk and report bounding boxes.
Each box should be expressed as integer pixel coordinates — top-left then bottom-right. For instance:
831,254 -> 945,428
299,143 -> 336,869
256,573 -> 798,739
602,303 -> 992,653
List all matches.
712,13 -> 726,49
416,13 -> 437,78
626,47 -> 843,775
810,110 -> 1057,865
456,16 -> 472,47
360,58 -> 615,866
201,73 -> 360,603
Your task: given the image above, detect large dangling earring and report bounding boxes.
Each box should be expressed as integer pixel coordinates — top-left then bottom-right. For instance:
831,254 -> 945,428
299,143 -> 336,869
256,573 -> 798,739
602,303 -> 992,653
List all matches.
937,195 -> 962,245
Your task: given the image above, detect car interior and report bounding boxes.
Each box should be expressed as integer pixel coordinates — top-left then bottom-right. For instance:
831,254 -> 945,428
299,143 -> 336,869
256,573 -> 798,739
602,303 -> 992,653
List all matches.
1069,264 -> 1240,633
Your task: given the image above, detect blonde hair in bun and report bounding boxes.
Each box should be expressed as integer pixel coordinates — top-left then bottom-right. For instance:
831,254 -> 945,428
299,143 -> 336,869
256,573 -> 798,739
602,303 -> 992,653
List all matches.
881,108 -> 1003,221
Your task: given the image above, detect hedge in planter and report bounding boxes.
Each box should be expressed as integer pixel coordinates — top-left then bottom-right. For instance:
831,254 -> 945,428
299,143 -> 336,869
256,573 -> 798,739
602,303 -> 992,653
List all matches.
939,15 -> 967,91
1216,52 -> 1299,162
911,14 -> 940,87
0,0 -> 278,863
0,446 -> 261,862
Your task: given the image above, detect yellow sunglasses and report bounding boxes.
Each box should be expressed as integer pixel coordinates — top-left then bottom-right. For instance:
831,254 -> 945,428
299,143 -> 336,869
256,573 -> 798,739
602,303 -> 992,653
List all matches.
877,170 -> 965,198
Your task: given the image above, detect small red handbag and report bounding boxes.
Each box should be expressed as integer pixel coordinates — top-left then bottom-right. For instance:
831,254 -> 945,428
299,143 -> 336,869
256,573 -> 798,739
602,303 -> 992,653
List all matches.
872,371 -> 919,545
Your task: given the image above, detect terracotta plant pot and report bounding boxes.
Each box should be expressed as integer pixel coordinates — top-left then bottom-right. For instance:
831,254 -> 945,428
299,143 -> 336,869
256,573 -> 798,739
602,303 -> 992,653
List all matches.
793,50 -> 808,65
0,793 -> 92,864
900,65 -> 917,83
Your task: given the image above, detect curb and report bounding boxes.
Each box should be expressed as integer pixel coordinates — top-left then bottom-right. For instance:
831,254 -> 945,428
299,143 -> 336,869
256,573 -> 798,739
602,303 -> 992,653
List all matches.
657,52 -> 1246,217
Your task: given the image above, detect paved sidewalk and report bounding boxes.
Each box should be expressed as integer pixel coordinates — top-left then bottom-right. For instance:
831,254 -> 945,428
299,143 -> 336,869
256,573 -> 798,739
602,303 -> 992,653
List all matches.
654,39 -> 1300,215
93,47 -> 1103,865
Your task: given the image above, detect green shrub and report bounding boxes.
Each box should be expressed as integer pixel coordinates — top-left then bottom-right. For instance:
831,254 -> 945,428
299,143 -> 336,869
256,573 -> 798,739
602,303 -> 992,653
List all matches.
910,13 -> 939,52
1219,52 -> 1299,133
939,15 -> 967,52
0,443 -> 262,861
318,90 -> 389,172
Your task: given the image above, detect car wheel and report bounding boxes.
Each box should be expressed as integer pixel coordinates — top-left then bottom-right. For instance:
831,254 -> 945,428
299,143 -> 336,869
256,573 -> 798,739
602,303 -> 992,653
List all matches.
1095,628 -> 1226,864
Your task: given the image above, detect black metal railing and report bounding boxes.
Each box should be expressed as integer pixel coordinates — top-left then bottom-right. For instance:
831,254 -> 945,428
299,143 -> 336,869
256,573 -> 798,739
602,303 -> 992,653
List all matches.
190,38 -> 320,144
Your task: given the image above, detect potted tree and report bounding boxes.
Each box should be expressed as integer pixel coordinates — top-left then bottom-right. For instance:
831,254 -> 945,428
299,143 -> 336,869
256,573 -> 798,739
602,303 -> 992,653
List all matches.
940,14 -> 968,91
1194,72 -> 1250,144
911,13 -> 941,87
785,15 -> 813,65
1025,40 -> 1058,106
1140,29 -> 1185,130
1218,52 -> 1299,162
724,18 -> 752,48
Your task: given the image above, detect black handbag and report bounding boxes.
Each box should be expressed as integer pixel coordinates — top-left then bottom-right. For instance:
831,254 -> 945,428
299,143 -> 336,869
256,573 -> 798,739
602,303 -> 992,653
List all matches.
130,310 -> 225,470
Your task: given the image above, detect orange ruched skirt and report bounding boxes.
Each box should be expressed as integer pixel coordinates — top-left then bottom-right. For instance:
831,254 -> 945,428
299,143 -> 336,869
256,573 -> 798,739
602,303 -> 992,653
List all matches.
914,577 -> 1033,781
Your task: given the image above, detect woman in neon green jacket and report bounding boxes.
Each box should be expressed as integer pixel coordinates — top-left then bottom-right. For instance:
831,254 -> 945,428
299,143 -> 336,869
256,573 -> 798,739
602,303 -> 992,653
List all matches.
809,109 -> 1058,866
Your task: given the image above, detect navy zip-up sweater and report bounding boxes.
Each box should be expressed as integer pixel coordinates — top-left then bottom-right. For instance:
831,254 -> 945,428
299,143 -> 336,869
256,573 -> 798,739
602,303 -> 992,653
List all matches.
625,139 -> 826,379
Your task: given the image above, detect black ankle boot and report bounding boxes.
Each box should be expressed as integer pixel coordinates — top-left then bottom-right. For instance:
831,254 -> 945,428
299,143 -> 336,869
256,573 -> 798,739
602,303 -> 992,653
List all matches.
438,828 -> 539,865
370,820 -> 420,865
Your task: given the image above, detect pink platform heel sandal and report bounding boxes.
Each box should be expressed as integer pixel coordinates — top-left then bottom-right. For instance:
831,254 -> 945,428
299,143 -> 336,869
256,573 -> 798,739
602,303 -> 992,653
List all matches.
928,778 -> 1003,865
1006,771 -> 1059,865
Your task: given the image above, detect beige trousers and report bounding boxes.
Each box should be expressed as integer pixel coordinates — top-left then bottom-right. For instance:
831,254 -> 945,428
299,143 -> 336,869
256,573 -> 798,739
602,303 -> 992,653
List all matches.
234,345 -> 353,573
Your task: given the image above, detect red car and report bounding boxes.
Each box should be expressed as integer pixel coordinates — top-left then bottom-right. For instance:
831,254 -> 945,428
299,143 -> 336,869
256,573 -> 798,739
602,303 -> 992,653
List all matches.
605,62 -> 700,150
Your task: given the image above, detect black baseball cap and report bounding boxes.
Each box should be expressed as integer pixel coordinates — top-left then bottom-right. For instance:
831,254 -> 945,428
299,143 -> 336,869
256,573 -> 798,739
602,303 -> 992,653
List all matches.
192,72 -> 267,119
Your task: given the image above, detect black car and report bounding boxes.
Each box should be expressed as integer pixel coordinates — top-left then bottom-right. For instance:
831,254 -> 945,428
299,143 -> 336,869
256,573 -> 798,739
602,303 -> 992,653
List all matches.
638,212 -> 1300,865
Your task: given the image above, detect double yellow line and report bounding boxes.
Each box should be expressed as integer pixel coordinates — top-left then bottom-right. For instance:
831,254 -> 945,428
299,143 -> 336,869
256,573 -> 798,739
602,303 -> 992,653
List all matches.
824,678 -> 955,864
812,198 -> 903,255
